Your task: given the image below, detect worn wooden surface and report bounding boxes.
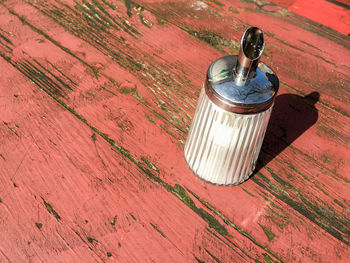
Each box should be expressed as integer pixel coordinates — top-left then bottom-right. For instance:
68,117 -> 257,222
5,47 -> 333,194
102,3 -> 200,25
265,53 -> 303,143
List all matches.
0,0 -> 349,262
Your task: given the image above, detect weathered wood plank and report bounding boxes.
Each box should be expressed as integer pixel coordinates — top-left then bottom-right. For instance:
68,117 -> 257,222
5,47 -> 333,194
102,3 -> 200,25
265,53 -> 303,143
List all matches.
0,0 -> 349,262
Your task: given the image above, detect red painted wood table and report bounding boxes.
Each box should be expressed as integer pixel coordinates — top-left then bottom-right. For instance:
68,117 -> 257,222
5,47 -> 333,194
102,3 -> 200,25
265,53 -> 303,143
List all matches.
0,0 -> 349,262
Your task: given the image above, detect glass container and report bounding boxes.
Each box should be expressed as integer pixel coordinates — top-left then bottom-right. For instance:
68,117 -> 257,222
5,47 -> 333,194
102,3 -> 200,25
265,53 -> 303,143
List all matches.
184,27 -> 279,185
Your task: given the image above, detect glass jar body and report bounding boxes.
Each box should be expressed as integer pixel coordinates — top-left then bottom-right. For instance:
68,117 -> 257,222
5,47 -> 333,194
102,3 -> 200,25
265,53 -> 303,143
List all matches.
184,88 -> 272,185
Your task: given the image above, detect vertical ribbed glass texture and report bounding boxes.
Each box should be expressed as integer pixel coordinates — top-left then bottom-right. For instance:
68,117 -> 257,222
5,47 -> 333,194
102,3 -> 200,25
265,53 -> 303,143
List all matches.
184,88 -> 272,185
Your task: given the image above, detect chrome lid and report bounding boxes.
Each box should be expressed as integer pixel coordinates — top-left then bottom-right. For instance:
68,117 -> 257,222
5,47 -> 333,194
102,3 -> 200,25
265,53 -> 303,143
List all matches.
205,27 -> 279,114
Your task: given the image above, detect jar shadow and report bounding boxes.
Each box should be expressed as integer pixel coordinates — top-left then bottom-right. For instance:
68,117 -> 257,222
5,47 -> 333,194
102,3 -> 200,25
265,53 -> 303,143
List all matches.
253,91 -> 320,175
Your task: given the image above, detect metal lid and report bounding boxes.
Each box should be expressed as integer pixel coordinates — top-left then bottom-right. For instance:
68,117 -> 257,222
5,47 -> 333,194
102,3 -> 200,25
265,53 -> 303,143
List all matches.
205,27 -> 279,114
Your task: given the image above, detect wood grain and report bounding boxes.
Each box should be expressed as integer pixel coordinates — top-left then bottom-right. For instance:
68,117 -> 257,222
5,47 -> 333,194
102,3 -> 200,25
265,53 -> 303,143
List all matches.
0,0 -> 349,262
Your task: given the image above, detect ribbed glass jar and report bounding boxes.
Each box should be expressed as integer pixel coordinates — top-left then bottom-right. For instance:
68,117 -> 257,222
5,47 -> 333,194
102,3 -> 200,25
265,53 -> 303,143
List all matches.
184,88 -> 272,185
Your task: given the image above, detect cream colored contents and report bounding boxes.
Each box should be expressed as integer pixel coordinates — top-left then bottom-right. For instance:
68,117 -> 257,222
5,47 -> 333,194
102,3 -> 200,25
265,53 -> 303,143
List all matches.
184,88 -> 272,185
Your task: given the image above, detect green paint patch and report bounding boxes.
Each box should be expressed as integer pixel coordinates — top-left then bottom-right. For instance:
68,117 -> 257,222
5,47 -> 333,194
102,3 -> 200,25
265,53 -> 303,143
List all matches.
314,54 -> 337,66
47,61 -> 78,86
160,125 -> 183,145
122,0 -> 151,28
86,90 -> 96,97
145,114 -> 156,124
333,199 -> 344,208
197,208 -> 230,237
35,222 -> 43,230
321,154 -> 331,164
102,0 -> 117,10
102,86 -> 120,97
3,57 -> 73,98
123,0 -> 133,17
194,257 -> 205,263
117,119 -> 134,132
0,33 -> 13,45
263,253 -> 275,263
228,6 -> 240,14
91,133 -> 97,141
136,7 -> 152,28
119,86 -> 137,95
150,222 -> 166,238
173,185 -> 230,237
259,224 -> 275,242
30,56 -> 74,91
129,213 -> 137,221
0,32 -> 14,52
333,199 -> 350,214
173,184 -> 196,209
110,215 -> 117,226
241,187 -> 257,198
299,40 -> 323,52
183,28 -> 239,54
141,157 -> 159,173
264,166 -> 294,189
87,236 -> 97,244
204,248 -> 222,263
212,0 -> 224,7
42,199 -> 61,221
239,0 -> 272,11
267,206 -> 285,219
75,231 -> 82,239
154,13 -> 167,26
